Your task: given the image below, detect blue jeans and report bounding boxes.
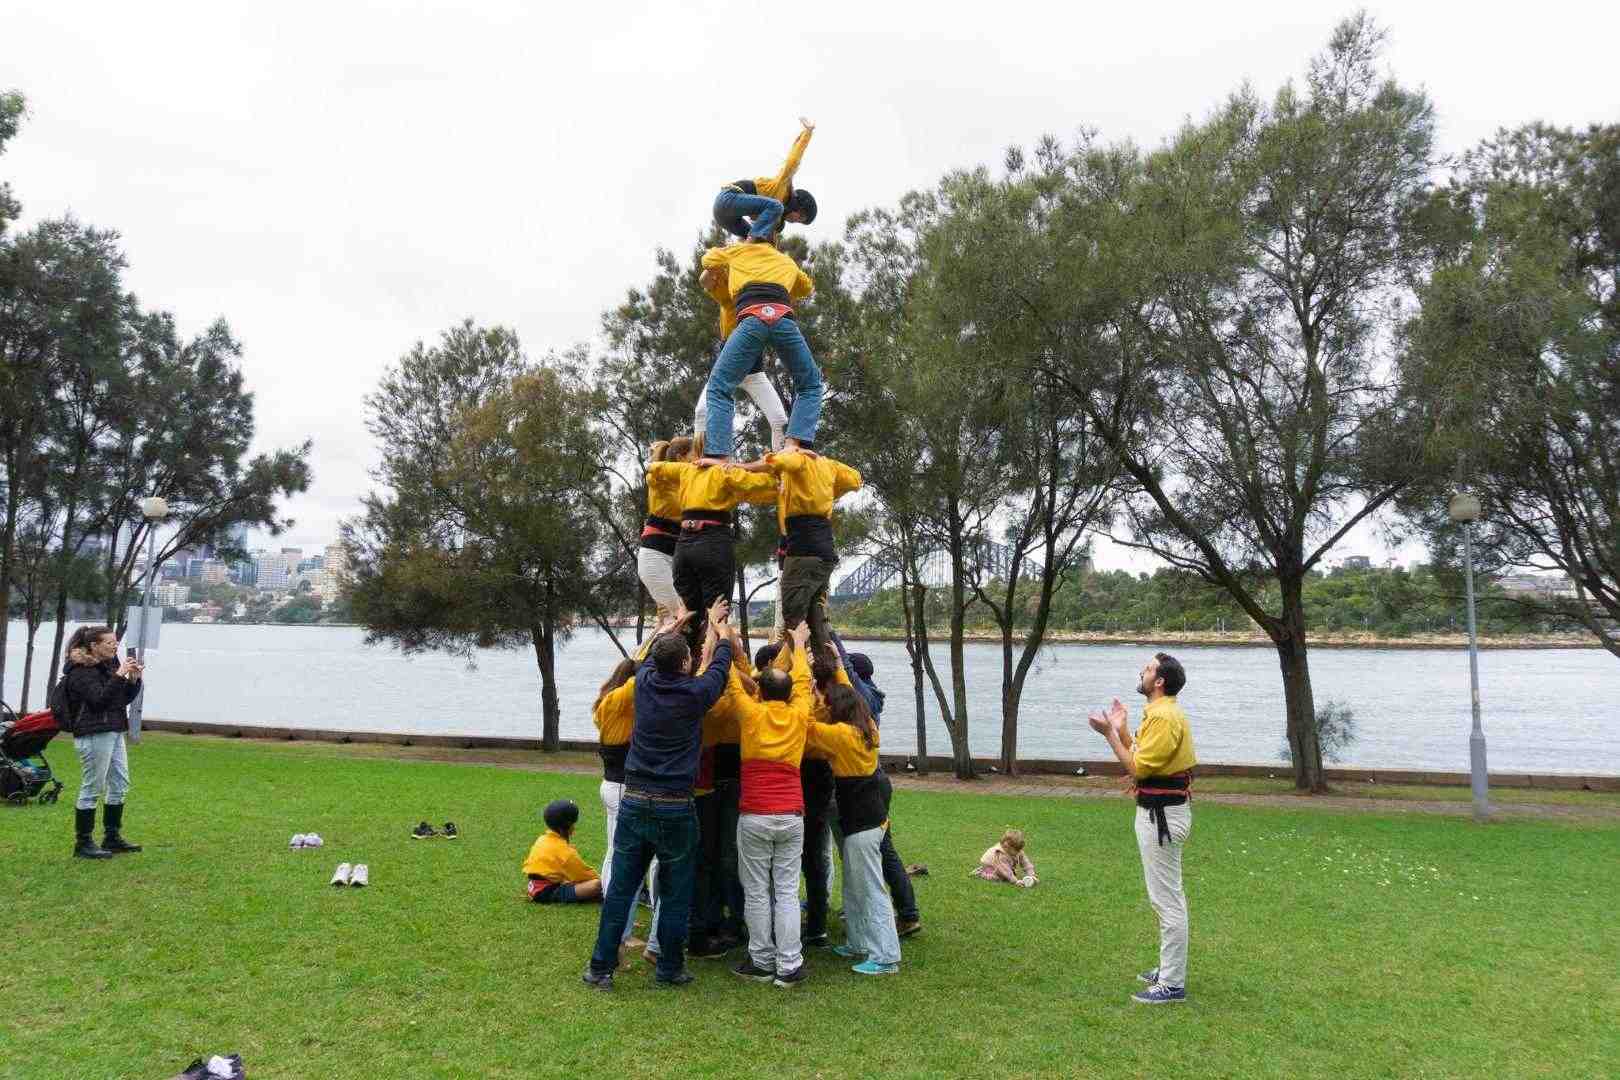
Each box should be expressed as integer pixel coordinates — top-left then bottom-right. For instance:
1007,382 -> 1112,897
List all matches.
74,732 -> 130,810
588,794 -> 698,979
713,189 -> 784,241
703,317 -> 822,457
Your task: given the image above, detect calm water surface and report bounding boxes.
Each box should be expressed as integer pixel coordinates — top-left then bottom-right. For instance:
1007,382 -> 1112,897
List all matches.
4,621 -> 1614,774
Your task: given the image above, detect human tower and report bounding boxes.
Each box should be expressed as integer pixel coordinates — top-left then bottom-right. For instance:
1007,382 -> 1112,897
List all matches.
582,120 -> 919,989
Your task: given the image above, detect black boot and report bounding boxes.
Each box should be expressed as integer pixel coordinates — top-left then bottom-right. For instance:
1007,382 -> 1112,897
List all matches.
74,808 -> 113,859
102,802 -> 142,853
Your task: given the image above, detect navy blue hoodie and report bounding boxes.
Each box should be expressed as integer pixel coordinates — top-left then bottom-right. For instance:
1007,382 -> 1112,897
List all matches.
624,640 -> 733,795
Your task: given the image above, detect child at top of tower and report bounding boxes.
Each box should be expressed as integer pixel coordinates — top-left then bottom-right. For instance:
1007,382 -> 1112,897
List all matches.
713,118 -> 819,243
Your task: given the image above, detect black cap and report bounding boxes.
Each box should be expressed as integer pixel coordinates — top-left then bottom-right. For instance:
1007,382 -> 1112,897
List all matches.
848,653 -> 874,682
543,799 -> 580,834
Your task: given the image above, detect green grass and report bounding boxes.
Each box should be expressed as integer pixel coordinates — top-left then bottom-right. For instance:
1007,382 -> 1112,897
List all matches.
4,735 -> 1617,1079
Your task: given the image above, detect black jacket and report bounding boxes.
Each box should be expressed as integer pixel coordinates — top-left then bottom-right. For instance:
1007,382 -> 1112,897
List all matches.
62,660 -> 140,737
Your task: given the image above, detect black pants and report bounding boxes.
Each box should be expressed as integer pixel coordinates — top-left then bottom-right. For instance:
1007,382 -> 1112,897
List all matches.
875,770 -> 917,922
673,529 -> 735,645
800,759 -> 836,938
779,555 -> 836,651
715,777 -> 744,934
692,791 -> 724,938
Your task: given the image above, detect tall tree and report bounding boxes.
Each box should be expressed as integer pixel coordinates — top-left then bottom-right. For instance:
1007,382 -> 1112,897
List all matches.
975,16 -> 1436,790
1402,122 -> 1620,655
346,324 -> 611,748
0,218 -> 126,691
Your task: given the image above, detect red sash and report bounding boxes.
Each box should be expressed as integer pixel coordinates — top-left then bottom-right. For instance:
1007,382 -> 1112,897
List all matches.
738,302 -> 794,326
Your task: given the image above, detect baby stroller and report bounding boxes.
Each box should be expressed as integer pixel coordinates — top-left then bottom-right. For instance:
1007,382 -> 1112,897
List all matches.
0,701 -> 66,806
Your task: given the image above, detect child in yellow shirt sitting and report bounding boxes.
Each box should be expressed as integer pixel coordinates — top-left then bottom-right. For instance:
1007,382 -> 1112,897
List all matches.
523,799 -> 603,904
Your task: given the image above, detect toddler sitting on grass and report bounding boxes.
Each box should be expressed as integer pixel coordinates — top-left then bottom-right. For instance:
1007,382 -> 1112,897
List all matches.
970,829 -> 1038,888
523,799 -> 603,904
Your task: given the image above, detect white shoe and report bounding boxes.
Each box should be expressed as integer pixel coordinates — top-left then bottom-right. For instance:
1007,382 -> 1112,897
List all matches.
330,863 -> 352,886
290,833 -> 307,848
304,834 -> 324,848
349,863 -> 369,887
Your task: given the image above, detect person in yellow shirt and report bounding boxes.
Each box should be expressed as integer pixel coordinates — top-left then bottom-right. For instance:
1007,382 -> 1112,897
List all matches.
1087,652 -> 1196,1005
648,440 -> 778,647
712,117 -> 818,242
806,683 -> 899,976
639,437 -> 692,620
696,238 -> 822,461
523,799 -> 602,904
763,448 -> 861,651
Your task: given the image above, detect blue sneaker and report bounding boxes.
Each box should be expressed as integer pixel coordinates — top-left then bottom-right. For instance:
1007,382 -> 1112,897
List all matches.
832,944 -> 864,959
1136,968 -> 1159,985
1131,983 -> 1186,1005
852,960 -> 898,976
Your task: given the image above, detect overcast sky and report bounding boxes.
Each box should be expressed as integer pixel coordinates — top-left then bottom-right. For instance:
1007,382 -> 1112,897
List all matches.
6,1 -> 1617,570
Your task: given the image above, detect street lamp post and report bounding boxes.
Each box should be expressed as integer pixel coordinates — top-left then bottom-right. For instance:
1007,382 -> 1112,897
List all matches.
126,496 -> 168,743
1448,492 -> 1489,821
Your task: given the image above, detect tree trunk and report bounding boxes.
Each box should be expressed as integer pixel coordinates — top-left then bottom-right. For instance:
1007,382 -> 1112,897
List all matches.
0,480 -> 17,691
534,618 -> 561,752
103,522 -> 121,626
19,617 -> 39,711
946,525 -> 974,780
1277,575 -> 1325,792
899,575 -> 928,774
997,613 -> 1017,776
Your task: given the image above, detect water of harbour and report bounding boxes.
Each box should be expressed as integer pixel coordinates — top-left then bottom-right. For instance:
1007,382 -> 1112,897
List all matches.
4,621 -> 1614,774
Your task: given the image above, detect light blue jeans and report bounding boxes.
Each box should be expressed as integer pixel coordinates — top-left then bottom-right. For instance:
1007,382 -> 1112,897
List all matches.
74,731 -> 130,810
713,189 -> 784,241
838,825 -> 900,966
703,316 -> 823,457
738,812 -> 805,974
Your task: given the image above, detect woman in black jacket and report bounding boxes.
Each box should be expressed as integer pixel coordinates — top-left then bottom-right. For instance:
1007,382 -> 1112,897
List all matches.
60,624 -> 144,860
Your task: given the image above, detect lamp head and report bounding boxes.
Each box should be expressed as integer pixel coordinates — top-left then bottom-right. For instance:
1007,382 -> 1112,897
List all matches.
139,496 -> 170,521
1447,493 -> 1482,523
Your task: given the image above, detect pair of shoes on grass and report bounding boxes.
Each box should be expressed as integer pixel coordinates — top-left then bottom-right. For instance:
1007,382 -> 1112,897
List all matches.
411,821 -> 459,840
1132,968 -> 1187,1004
288,833 -> 323,848
330,863 -> 369,887
732,958 -> 807,988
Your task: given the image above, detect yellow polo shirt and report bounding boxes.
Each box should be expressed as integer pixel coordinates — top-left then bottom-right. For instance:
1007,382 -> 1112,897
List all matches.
1133,696 -> 1196,778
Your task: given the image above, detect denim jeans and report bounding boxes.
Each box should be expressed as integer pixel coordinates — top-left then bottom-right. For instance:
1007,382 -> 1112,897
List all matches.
737,812 -> 805,974
703,316 -> 823,458
589,795 -> 697,979
598,778 -> 656,945
838,825 -> 901,966
713,189 -> 784,241
74,732 -> 129,811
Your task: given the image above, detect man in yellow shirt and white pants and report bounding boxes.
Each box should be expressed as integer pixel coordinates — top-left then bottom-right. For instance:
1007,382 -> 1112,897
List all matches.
1089,653 -> 1196,1004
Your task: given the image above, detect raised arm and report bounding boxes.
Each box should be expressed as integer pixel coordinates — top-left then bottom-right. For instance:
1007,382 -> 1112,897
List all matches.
762,120 -> 814,200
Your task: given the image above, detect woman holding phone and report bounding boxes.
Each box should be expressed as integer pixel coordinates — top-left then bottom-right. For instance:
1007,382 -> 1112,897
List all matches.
60,624 -> 145,860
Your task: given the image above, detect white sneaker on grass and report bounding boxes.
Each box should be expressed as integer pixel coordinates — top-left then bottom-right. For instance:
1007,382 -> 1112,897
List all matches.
290,834 -> 307,848
349,864 -> 369,887
304,834 -> 323,848
330,863 -> 352,886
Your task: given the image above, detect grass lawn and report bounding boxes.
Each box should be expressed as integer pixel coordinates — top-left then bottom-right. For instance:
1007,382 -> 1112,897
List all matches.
5,735 -> 1616,1080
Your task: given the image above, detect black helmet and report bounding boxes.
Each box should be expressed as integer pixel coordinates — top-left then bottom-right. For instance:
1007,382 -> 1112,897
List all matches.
543,798 -> 580,834
787,188 -> 817,225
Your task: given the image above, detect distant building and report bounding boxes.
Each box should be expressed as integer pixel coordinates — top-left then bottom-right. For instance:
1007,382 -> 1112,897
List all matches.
253,550 -> 292,591
1497,573 -> 1579,600
153,583 -> 191,607
1338,555 -> 1372,571
198,559 -> 229,585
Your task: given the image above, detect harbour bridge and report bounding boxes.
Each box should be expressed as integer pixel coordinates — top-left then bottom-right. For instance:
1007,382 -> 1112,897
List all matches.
830,540 -> 1020,600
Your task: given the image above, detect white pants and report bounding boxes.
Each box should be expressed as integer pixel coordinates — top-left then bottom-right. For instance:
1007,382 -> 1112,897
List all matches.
693,370 -> 787,453
1135,803 -> 1191,988
599,779 -> 657,944
637,548 -> 680,617
838,825 -> 901,966
738,812 -> 804,973
74,732 -> 130,810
